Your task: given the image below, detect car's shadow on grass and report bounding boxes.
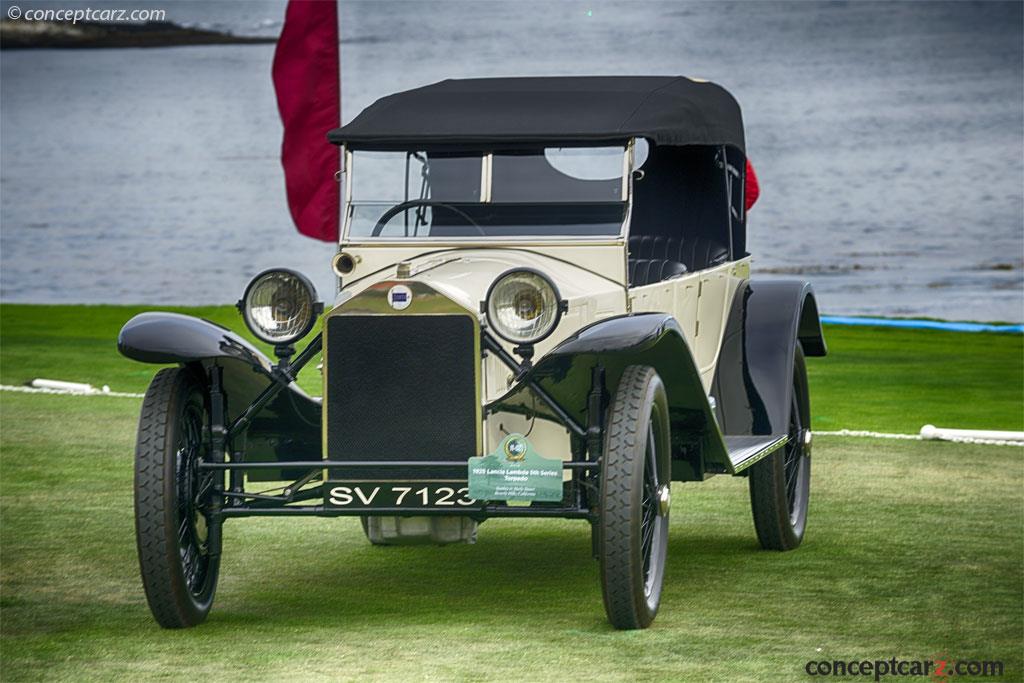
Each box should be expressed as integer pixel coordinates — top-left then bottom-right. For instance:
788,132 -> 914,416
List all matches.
209,521 -> 771,630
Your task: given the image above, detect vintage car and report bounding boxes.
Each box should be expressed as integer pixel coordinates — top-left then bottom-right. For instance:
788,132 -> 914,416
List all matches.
119,76 -> 826,630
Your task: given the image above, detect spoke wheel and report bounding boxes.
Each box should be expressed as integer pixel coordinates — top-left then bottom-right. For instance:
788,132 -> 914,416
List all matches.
175,401 -> 213,597
135,367 -> 220,628
599,365 -> 671,630
782,392 -> 808,525
749,344 -> 812,550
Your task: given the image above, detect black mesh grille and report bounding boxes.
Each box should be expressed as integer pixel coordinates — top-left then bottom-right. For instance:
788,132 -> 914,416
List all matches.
325,314 -> 477,479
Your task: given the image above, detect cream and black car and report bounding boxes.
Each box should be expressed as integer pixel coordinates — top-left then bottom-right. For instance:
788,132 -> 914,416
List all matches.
119,76 -> 827,630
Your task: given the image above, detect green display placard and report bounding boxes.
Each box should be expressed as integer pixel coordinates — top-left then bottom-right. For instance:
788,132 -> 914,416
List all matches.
468,434 -> 563,503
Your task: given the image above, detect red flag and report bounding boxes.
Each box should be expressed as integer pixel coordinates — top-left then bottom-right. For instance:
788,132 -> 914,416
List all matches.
272,0 -> 340,241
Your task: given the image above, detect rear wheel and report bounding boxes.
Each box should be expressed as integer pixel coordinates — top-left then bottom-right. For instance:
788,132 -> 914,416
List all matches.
749,344 -> 811,550
134,368 -> 220,628
599,365 -> 671,630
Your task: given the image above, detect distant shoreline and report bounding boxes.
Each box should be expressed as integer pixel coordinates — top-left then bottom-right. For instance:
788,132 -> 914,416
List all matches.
0,19 -> 275,49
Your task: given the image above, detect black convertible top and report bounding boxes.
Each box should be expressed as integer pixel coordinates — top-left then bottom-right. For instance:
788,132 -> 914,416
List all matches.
328,76 -> 744,152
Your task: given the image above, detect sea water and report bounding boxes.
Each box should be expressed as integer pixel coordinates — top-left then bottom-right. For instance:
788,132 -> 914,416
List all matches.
1,1 -> 1021,321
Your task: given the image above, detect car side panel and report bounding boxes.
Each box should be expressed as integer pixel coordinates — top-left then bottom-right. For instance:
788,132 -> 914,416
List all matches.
629,257 -> 751,390
694,269 -> 730,371
630,274 -> 699,339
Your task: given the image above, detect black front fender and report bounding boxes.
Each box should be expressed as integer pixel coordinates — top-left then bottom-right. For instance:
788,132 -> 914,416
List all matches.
118,312 -> 322,479
118,311 -> 274,371
490,313 -> 729,479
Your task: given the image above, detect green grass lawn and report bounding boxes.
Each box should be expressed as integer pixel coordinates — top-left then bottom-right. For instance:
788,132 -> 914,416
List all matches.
1,304 -> 1021,431
1,305 -> 1022,681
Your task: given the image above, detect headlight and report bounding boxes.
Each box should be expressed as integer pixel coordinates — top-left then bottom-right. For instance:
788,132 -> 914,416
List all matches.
239,269 -> 321,345
485,269 -> 563,345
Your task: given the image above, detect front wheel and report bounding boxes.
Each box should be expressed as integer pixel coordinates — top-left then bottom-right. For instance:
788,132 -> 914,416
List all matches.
134,367 -> 220,628
598,365 -> 671,630
749,344 -> 811,550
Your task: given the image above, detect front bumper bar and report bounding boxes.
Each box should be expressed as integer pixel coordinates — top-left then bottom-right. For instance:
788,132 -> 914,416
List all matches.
200,458 -> 599,521
199,460 -> 599,471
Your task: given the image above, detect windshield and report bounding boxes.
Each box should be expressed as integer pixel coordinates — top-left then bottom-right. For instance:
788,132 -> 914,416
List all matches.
345,147 -> 627,239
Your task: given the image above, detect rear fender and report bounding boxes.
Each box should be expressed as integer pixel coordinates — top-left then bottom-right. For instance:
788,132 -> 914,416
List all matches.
710,280 -> 826,439
489,313 -> 729,480
118,312 -> 321,479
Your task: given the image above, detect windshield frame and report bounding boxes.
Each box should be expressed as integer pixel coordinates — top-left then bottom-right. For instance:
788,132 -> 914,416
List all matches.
339,140 -> 637,245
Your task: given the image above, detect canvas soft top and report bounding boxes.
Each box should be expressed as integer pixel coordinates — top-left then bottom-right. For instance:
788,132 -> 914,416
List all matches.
327,76 -> 745,152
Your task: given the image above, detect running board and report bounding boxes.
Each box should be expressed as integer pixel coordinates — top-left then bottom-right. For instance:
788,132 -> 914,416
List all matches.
725,434 -> 789,473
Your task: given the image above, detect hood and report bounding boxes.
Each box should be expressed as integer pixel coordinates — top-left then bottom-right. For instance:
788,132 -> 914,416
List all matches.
335,248 -> 625,315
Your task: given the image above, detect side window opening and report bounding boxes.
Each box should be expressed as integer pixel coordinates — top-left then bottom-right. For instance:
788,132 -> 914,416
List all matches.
723,146 -> 747,258
628,143 -> 737,286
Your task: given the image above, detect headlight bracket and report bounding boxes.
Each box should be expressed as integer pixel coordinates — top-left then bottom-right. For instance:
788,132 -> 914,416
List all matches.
511,343 -> 535,379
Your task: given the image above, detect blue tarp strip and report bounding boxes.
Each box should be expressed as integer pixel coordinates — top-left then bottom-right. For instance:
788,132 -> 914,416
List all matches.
821,316 -> 1024,334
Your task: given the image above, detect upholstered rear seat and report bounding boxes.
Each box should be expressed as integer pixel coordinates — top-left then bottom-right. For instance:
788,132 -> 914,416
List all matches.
629,258 -> 688,287
627,235 -> 730,286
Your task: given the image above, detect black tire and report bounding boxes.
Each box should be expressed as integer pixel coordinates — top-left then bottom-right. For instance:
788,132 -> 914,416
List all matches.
135,367 -> 220,628
749,344 -> 811,551
599,365 -> 671,630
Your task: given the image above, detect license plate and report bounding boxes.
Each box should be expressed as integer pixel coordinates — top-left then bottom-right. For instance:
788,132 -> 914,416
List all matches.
325,482 -> 479,509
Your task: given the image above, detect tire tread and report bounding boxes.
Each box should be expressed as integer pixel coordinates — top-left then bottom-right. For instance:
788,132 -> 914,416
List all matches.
749,345 -> 810,551
135,368 -> 215,628
600,365 -> 664,629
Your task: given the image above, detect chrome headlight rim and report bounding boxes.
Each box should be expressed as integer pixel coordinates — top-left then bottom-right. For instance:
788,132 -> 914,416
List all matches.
239,268 -> 321,346
484,267 -> 564,346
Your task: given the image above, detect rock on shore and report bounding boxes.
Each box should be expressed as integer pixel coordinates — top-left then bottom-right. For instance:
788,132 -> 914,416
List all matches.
0,19 -> 275,49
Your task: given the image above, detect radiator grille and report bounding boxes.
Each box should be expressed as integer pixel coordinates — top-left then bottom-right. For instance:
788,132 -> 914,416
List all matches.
325,314 -> 478,479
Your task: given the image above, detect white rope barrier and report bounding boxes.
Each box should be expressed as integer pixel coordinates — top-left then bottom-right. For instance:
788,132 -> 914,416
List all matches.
817,429 -> 919,440
0,384 -> 145,398
817,429 -> 1024,447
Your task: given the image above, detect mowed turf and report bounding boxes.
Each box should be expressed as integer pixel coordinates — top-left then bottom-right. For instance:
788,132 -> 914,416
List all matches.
1,304 -> 1022,681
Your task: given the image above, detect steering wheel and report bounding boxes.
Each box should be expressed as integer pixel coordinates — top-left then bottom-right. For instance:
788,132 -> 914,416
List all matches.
371,199 -> 484,237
